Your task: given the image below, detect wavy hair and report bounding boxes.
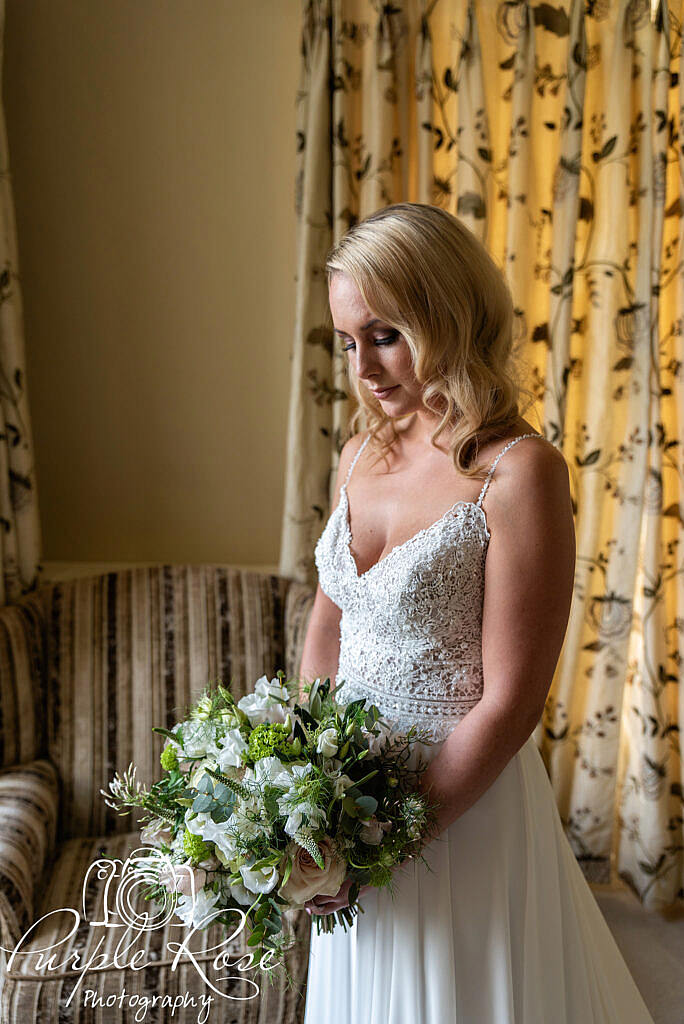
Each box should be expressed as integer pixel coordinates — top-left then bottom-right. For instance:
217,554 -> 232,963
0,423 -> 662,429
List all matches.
325,202 -> 538,479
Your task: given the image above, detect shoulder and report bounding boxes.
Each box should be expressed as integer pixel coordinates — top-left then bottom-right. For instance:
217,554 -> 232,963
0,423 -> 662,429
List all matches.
333,431 -> 371,495
338,431 -> 369,473
486,433 -> 568,487
485,433 -> 574,544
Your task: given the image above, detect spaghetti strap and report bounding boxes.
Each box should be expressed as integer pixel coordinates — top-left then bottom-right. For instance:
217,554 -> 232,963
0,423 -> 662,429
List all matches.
476,432 -> 545,508
343,433 -> 372,488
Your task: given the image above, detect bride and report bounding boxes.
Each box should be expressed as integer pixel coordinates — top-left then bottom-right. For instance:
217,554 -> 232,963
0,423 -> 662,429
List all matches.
297,203 -> 654,1023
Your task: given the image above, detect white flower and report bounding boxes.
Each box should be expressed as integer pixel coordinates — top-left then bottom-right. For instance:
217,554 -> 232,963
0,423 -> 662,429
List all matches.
188,762 -> 218,789
268,762 -> 327,835
229,879 -> 255,906
253,755 -> 288,785
239,862 -> 280,895
215,727 -> 248,770
175,887 -> 220,930
140,818 -> 174,848
237,675 -> 290,725
316,728 -> 339,758
332,774 -> 354,798
271,761 -> 312,790
181,719 -> 220,758
223,798 -> 272,847
184,809 -> 239,863
359,815 -> 393,845
363,720 -> 396,756
282,802 -> 326,837
159,860 -> 207,897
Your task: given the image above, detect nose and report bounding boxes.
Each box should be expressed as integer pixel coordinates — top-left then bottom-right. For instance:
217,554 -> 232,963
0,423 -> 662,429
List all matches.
354,342 -> 381,383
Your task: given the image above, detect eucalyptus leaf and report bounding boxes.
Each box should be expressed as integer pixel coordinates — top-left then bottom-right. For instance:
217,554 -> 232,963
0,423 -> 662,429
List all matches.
355,795 -> 378,816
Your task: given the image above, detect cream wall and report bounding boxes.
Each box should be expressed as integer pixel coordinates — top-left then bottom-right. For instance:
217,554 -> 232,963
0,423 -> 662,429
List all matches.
3,0 -> 300,575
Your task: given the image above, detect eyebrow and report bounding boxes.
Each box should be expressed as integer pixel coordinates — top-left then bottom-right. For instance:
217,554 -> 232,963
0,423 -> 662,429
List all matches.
333,318 -> 382,337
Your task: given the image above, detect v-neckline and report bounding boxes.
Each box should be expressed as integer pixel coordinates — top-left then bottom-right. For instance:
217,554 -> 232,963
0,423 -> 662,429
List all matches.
338,483 -> 490,581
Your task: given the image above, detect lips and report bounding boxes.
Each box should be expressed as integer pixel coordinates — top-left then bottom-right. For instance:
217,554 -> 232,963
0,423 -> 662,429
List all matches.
371,385 -> 398,397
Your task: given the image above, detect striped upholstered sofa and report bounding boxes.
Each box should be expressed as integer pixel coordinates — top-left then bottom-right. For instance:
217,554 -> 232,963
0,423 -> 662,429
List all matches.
0,565 -> 316,1023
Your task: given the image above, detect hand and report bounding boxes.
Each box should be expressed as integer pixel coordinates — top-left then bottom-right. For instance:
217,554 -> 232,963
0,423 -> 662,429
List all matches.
304,877 -> 375,916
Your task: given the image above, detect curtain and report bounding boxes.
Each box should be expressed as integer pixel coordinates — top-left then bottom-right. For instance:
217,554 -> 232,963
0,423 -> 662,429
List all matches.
280,0 -> 683,910
0,0 -> 42,604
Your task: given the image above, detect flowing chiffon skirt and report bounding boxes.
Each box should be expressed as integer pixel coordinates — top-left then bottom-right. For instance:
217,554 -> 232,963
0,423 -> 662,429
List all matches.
303,736 -> 654,1024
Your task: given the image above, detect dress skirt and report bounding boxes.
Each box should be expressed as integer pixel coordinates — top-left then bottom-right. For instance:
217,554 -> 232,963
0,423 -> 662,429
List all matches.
302,736 -> 654,1024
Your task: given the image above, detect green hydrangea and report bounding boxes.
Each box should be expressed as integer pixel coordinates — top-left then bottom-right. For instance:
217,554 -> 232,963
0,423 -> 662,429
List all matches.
160,745 -> 179,771
247,722 -> 293,762
182,829 -> 211,862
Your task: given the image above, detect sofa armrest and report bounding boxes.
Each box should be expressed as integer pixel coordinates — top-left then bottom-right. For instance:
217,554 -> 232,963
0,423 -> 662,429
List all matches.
0,759 -> 59,953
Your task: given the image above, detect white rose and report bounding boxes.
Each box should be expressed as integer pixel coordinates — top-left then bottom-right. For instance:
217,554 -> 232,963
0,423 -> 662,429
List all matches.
278,837 -> 347,907
332,774 -> 354,798
316,728 -> 339,758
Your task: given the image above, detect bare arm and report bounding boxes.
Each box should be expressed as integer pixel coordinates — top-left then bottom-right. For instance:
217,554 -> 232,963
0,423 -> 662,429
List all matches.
296,433 -> 367,702
416,442 -> 576,838
297,584 -> 342,700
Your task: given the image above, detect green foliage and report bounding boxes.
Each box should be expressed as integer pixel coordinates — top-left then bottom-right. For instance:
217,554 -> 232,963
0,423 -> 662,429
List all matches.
182,829 -> 211,863
160,746 -> 179,771
246,722 -> 298,764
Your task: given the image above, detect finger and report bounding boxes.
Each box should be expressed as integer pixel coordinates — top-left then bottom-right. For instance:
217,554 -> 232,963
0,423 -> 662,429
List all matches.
312,902 -> 337,915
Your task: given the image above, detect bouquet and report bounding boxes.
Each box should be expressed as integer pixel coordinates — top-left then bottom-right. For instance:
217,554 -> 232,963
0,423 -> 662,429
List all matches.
101,672 -> 441,985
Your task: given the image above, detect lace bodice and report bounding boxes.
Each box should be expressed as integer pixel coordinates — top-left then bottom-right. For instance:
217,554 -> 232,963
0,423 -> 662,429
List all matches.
314,431 -> 545,742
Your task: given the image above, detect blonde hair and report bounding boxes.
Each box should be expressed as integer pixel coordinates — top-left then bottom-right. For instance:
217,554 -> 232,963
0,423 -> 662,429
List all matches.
325,202 -> 537,479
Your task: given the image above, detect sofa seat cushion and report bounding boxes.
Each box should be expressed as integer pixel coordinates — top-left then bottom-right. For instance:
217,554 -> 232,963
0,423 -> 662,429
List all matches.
1,830 -> 310,1023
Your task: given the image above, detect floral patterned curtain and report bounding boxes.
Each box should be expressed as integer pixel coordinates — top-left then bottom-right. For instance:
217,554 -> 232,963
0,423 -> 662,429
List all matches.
280,0 -> 683,910
0,0 -> 42,604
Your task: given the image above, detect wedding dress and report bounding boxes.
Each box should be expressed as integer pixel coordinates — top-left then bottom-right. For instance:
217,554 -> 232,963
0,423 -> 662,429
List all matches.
303,431 -> 654,1024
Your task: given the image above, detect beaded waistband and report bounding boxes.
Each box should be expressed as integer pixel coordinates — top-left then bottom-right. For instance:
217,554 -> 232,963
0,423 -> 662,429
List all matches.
335,676 -> 482,721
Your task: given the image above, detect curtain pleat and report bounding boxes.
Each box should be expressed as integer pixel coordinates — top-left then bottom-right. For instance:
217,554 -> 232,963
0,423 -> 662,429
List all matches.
280,0 -> 683,909
0,0 -> 43,603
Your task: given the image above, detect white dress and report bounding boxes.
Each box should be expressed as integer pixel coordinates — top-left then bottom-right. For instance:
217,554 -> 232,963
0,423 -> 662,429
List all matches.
304,431 -> 654,1024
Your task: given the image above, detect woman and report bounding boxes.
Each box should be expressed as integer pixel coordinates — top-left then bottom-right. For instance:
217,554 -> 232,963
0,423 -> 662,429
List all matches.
298,203 -> 654,1023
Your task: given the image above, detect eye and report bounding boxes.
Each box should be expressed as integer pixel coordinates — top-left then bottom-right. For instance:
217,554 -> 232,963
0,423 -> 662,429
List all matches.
341,330 -> 398,352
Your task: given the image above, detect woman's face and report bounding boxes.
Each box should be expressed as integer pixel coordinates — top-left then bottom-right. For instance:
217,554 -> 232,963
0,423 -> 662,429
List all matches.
328,272 -> 424,415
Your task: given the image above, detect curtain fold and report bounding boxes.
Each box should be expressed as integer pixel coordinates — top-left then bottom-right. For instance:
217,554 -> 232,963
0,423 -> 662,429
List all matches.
0,0 -> 42,604
280,0 -> 683,909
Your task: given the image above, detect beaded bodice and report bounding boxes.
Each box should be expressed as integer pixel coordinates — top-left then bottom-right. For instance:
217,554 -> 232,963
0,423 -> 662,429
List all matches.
314,432 -> 545,742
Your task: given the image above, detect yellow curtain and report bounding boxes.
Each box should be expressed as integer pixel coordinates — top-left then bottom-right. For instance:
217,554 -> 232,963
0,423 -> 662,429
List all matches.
0,0 -> 43,603
280,0 -> 683,909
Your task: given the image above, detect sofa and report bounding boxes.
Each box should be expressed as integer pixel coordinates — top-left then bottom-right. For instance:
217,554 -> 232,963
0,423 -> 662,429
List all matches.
0,565 -> 316,1023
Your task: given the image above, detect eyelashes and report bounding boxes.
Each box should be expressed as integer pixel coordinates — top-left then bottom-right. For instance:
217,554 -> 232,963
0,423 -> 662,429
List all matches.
340,330 -> 399,352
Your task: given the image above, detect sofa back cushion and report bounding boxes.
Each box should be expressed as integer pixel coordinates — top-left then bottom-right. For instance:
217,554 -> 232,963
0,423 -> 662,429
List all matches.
0,593 -> 47,768
44,565 -> 292,840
